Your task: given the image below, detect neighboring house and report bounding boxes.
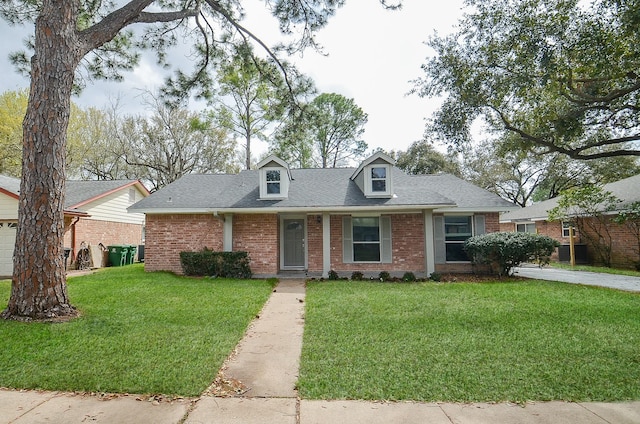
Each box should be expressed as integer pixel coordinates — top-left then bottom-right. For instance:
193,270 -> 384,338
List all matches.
0,176 -> 149,276
500,174 -> 640,268
129,153 -> 517,278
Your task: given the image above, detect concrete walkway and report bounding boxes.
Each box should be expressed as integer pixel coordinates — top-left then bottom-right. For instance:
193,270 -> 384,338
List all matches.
514,264 -> 640,292
3,278 -> 640,423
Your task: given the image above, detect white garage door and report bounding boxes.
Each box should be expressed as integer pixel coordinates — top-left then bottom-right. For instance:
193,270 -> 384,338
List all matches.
0,222 -> 17,277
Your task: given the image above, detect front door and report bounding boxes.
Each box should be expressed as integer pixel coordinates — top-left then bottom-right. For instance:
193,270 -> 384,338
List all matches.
282,218 -> 306,269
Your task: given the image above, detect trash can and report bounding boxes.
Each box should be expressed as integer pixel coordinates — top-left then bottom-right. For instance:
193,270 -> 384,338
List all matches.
558,244 -> 589,264
126,245 -> 137,265
137,244 -> 145,262
108,245 -> 128,267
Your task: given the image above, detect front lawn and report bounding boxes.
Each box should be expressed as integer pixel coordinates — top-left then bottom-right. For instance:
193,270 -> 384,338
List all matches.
0,264 -> 274,397
298,280 -> 640,403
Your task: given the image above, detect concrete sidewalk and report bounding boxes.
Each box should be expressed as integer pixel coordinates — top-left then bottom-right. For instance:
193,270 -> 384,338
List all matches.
3,278 -> 640,423
514,264 -> 640,292
3,390 -> 640,424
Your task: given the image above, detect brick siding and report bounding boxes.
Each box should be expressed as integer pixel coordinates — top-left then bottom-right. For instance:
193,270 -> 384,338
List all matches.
578,216 -> 639,268
233,214 -> 279,275
63,217 -> 144,267
307,215 -> 323,272
485,212 -> 501,233
327,213 -> 426,276
144,211 -> 504,276
502,216 -> 640,269
144,214 -> 223,274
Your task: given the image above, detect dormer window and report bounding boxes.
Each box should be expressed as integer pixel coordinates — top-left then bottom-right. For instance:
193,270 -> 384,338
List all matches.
370,166 -> 388,193
257,155 -> 291,200
351,152 -> 395,199
266,169 -> 281,194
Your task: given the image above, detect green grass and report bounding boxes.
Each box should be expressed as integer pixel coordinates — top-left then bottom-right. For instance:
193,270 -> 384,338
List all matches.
551,262 -> 640,277
299,280 -> 640,403
0,264 -> 274,397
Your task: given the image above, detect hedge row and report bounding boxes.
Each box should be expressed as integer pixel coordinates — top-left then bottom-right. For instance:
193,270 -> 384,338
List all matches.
180,249 -> 252,278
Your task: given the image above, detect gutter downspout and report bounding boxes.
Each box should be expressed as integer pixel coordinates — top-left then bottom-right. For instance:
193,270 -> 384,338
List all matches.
70,216 -> 80,265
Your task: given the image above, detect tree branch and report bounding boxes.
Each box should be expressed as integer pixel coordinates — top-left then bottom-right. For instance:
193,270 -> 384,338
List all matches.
491,106 -> 640,159
203,0 -> 297,95
79,0 -> 199,52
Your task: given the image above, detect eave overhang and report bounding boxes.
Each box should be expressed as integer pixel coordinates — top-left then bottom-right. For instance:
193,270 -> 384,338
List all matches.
131,203 -> 457,215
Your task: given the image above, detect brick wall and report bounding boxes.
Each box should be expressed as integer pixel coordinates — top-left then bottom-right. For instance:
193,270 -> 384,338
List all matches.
499,222 -> 515,232
63,217 -> 143,266
578,216 -> 639,269
500,216 -> 640,269
328,213 -> 426,276
233,214 -> 279,275
143,211 -> 512,277
144,214 -> 223,274
485,212 -> 501,233
307,215 -> 323,273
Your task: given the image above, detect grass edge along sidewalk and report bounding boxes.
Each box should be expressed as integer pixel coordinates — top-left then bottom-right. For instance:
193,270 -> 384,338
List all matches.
0,264 -> 275,397
298,279 -> 640,403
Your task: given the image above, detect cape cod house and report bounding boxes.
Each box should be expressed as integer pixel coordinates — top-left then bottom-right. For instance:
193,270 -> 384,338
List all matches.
129,153 -> 517,278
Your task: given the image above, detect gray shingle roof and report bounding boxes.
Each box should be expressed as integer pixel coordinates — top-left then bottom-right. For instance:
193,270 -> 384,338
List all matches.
501,173 -> 640,222
129,167 -> 516,213
64,180 -> 140,208
0,175 -> 20,196
0,176 -> 142,209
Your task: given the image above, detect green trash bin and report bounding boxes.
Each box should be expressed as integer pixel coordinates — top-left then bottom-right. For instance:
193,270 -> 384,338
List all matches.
126,245 -> 137,265
108,245 -> 128,267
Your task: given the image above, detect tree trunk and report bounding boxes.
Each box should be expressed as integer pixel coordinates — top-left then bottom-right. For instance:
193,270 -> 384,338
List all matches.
245,133 -> 251,170
2,1 -> 81,320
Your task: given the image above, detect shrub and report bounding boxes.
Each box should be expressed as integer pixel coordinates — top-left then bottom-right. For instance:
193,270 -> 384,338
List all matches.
180,248 -> 252,278
402,271 -> 417,282
429,272 -> 442,282
378,271 -> 391,282
328,270 -> 340,280
351,271 -> 364,281
464,232 -> 560,276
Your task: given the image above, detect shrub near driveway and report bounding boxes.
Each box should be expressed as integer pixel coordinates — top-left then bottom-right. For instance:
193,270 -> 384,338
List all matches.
298,280 -> 640,403
0,264 -> 274,397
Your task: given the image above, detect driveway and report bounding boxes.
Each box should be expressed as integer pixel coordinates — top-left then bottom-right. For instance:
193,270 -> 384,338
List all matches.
514,264 -> 640,292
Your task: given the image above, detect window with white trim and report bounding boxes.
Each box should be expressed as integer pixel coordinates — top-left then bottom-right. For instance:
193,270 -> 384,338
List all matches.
259,166 -> 289,199
516,223 -> 536,233
371,167 -> 387,192
352,217 -> 381,262
342,216 -> 392,263
444,216 -> 472,261
364,164 -> 391,197
266,169 -> 281,194
562,221 -> 574,237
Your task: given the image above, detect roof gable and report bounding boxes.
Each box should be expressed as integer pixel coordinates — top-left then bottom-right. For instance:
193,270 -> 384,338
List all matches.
65,180 -> 149,209
256,155 -> 292,200
0,175 -> 20,199
350,151 -> 396,181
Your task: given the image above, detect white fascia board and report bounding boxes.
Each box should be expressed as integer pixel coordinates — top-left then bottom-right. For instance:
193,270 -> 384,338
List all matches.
128,208 -> 214,214
133,204 -> 457,215
435,206 -> 520,213
215,204 -> 456,214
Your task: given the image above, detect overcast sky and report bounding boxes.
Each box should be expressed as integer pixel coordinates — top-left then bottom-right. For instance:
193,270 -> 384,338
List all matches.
0,1 -> 465,158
